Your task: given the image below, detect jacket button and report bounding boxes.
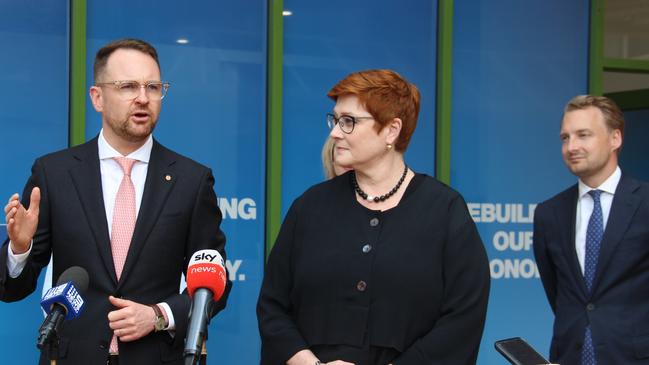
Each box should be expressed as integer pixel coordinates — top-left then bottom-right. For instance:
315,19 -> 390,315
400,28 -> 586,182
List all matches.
586,303 -> 595,311
356,280 -> 367,292
370,218 -> 379,227
362,244 -> 372,253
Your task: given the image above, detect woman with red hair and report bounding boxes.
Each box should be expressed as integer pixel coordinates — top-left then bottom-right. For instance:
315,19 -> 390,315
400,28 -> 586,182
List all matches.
258,70 -> 490,365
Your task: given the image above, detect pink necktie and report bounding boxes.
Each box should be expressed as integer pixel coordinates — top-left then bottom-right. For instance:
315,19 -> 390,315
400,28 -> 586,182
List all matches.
109,157 -> 136,354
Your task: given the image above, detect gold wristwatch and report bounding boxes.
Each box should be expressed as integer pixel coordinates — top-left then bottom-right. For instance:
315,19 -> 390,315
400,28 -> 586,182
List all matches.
150,304 -> 166,332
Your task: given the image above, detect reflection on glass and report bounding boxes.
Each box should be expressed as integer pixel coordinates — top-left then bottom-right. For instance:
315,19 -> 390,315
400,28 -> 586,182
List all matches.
604,0 -> 649,60
603,71 -> 649,93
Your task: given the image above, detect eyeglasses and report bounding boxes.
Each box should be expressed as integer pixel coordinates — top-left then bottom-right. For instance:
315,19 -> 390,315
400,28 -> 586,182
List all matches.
96,80 -> 170,100
326,113 -> 374,134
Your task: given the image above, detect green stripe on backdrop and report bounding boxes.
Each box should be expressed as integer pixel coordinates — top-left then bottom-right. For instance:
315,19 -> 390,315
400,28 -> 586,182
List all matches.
266,0 -> 284,258
588,0 -> 604,95
69,0 -> 87,147
436,0 -> 453,185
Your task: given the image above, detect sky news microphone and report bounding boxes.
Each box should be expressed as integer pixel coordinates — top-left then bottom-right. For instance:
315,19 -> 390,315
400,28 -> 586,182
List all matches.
37,266 -> 89,350
184,249 -> 227,365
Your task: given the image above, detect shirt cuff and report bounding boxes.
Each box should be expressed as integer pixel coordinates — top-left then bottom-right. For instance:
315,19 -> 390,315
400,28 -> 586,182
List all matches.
7,240 -> 32,278
158,302 -> 176,331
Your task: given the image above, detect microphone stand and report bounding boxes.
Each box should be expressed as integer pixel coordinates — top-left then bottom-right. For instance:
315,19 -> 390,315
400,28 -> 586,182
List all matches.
184,290 -> 212,365
47,340 -> 59,365
200,342 -> 208,365
184,339 -> 207,365
37,332 -> 60,365
184,338 -> 209,365
37,308 -> 65,365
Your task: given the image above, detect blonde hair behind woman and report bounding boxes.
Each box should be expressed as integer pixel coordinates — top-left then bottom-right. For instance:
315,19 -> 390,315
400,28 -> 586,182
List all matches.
322,137 -> 336,179
322,137 -> 352,179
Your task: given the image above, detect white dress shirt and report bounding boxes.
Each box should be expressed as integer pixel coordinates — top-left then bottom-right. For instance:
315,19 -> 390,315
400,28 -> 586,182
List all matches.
575,166 -> 621,274
7,129 -> 175,329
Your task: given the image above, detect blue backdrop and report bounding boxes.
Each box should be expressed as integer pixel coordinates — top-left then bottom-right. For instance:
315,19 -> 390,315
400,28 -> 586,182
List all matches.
0,1 -> 598,364
0,1 -> 267,363
452,0 -> 589,363
84,2 -> 267,364
0,1 -> 69,361
281,0 -> 438,214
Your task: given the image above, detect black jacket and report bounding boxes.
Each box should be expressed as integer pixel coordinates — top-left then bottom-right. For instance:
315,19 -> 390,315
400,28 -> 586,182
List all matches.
0,137 -> 231,365
257,173 -> 490,365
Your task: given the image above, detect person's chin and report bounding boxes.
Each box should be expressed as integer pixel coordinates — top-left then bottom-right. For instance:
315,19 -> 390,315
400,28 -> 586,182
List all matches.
125,123 -> 154,140
570,165 -> 593,179
336,158 -> 353,168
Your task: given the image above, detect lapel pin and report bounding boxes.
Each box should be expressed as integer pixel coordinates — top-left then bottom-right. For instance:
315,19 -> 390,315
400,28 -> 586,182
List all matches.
164,174 -> 172,181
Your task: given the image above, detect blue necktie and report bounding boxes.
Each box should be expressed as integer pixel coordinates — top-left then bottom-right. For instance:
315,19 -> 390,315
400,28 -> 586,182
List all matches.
582,189 -> 603,365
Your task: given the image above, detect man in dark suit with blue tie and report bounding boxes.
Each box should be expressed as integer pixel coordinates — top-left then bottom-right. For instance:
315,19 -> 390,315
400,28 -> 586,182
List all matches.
1,39 -> 231,364
534,95 -> 649,365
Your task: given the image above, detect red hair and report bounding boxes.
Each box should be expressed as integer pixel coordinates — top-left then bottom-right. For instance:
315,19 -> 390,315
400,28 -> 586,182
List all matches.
328,69 -> 420,151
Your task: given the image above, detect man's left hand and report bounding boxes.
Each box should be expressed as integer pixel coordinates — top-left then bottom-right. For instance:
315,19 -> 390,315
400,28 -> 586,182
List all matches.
107,295 -> 156,342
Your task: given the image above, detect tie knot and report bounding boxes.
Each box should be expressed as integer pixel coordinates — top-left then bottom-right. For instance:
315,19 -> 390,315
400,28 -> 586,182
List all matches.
114,157 -> 136,176
588,189 -> 602,202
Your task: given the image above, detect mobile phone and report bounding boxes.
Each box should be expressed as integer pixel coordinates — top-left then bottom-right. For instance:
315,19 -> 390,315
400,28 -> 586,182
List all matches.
494,337 -> 550,365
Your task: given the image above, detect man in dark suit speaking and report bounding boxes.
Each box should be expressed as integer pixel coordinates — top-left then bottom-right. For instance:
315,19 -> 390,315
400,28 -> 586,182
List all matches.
1,38 -> 231,364
534,95 -> 649,365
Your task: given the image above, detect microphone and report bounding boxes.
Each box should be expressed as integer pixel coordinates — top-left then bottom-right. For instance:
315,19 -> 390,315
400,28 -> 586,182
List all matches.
37,266 -> 89,350
184,249 -> 227,365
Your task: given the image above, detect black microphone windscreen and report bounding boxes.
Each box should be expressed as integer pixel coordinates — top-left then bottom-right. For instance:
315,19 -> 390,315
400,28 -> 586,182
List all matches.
56,266 -> 89,293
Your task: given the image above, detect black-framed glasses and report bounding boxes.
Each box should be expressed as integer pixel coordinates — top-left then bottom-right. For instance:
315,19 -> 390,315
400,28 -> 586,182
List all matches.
96,80 -> 170,100
326,113 -> 374,134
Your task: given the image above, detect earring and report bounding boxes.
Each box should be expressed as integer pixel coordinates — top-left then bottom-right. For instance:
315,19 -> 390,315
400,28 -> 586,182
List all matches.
386,143 -> 393,150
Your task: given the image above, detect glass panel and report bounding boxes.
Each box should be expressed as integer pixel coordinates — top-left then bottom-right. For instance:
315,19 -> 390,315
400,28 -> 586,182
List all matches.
604,0 -> 649,60
281,0 -> 438,214
603,70 -> 649,93
86,2 -> 267,363
0,2 -> 69,362
452,1 -> 590,363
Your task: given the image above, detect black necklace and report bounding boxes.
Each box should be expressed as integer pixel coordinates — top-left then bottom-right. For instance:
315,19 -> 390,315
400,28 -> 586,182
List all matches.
352,164 -> 409,202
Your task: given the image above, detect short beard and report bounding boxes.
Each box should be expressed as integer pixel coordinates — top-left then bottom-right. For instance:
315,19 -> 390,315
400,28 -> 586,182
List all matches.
117,119 -> 157,142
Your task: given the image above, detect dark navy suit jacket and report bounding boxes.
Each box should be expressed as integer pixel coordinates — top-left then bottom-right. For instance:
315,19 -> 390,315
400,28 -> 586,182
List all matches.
0,137 -> 231,365
534,174 -> 649,364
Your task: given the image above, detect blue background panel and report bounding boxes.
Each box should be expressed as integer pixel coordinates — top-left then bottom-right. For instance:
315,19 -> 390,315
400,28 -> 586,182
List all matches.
0,1 -> 69,362
0,1 -> 617,364
451,0 -> 590,363
85,2 -> 267,363
281,0 -> 438,215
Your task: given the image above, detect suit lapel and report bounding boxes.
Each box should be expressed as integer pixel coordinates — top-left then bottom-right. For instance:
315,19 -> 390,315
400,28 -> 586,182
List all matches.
592,175 -> 641,291
68,138 -> 117,284
117,141 -> 176,290
556,186 -> 589,295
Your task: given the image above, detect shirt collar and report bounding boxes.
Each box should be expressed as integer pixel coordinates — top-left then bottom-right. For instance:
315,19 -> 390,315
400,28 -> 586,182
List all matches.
98,129 -> 153,163
578,166 -> 621,199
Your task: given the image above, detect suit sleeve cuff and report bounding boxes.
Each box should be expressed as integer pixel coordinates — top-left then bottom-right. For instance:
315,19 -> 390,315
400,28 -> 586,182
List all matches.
158,302 -> 175,331
7,240 -> 32,278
